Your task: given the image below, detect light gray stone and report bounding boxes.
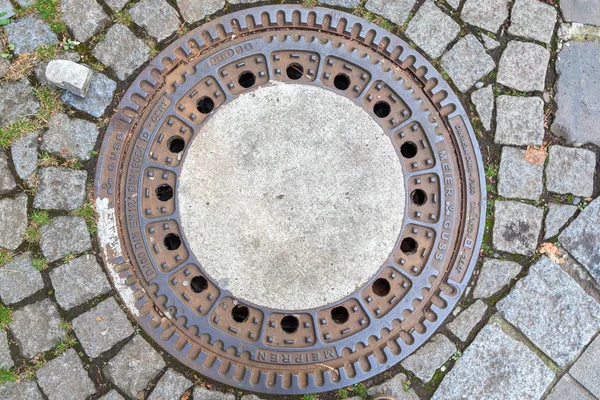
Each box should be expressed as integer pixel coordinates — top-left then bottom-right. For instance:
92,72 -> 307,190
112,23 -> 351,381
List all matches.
41,113 -> 99,161
62,71 -> 117,118
365,0 -> 417,26
130,0 -> 181,42
493,200 -> 543,255
447,300 -> 488,341
318,0 -> 360,6
61,0 -> 110,42
0,58 -> 10,79
93,24 -> 150,81
4,15 -> 57,55
104,335 -> 166,398
570,335 -> 600,397
471,85 -> 493,130
0,0 -> 14,19
0,150 -> 16,195
0,329 -> 12,369
495,96 -> 545,146
551,41 -> 600,147
498,256 -> 600,366
545,203 -> 577,239
508,0 -> 556,44
33,167 -> 87,211
0,380 -> 44,400
148,369 -> 192,400
15,0 -> 34,5
99,390 -> 126,400
35,51 -> 80,88
45,60 -> 92,97
0,253 -> 43,305
405,1 -> 460,59
40,216 -> 92,262
547,374 -> 594,400
400,334 -> 456,382
367,372 -> 419,399
441,35 -> 495,92
446,0 -> 460,9
36,349 -> 95,400
50,254 -> 111,310
560,0 -> 600,26
0,79 -> 40,128
104,0 -> 128,10
11,132 -> 38,180
497,41 -> 550,92
433,319 -> 554,399
176,0 -> 224,24
9,299 -> 66,359
481,34 -> 499,50
0,194 -> 27,251
474,259 -> 521,299
240,396 -> 265,400
461,0 -> 509,33
546,146 -> 595,197
498,147 -> 544,200
193,387 -> 235,400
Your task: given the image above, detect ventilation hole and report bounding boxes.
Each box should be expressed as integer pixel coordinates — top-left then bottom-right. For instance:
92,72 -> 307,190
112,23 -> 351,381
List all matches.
190,276 -> 208,293
333,73 -> 351,90
286,63 -> 304,80
373,278 -> 391,297
373,101 -> 391,118
331,306 -> 350,324
281,315 -> 299,333
196,96 -> 215,114
168,136 -> 185,153
163,233 -> 181,250
411,189 -> 427,206
156,184 -> 174,202
238,71 -> 256,88
400,141 -> 418,159
232,304 -> 249,323
400,237 -> 418,254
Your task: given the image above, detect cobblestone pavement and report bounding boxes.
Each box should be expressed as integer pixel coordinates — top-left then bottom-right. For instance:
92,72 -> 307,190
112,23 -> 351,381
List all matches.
0,0 -> 599,399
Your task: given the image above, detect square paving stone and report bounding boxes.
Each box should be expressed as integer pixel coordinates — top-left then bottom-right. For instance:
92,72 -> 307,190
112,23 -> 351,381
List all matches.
148,368 -> 192,400
570,334 -> 600,397
36,348 -> 95,400
130,0 -> 181,42
447,300 -> 488,342
0,329 -> 12,369
405,1 -> 460,59
560,0 -> 600,26
497,256 -> 600,367
61,0 -> 110,42
493,200 -> 543,255
400,334 -> 456,382
41,113 -> 100,161
40,216 -> 92,262
0,149 -> 16,195
0,78 -> 40,127
461,0 -> 509,33
495,96 -> 545,146
547,374 -> 594,400
62,71 -> 117,118
365,0 -> 417,26
33,167 -> 87,211
432,319 -> 554,400
0,253 -> 44,305
9,299 -> 66,359
105,0 -> 128,10
11,131 -> 38,181
4,15 -> 57,55
99,390 -> 126,400
73,297 -> 134,358
497,41 -> 550,92
0,379 -> 44,400
193,387 -> 236,400
441,34 -> 495,92
545,203 -> 577,239
471,85 -> 493,131
508,0 -> 557,44
177,0 -> 224,24
50,254 -> 111,310
104,335 -> 166,398
93,24 -> 150,81
546,146 -> 595,197
498,146 -> 544,200
0,194 -> 27,251
473,258 -> 521,299
0,0 -> 14,19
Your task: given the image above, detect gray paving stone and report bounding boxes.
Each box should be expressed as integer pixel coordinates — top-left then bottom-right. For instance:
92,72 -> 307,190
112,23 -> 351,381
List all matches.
40,216 -> 92,262
9,299 -> 66,359
471,85 -> 493,130
61,0 -> 110,42
176,0 -> 224,24
148,369 -> 192,400
497,256 -> 600,366
497,41 -> 550,92
104,0 -> 128,10
365,0 -> 417,26
508,0 -> 556,44
36,348 -> 95,400
441,34 -> 495,92
495,96 -> 545,146
0,58 -> 10,79
474,259 -> 521,299
461,0 -> 508,33
93,24 -> 150,81
560,0 -> 600,26
0,149 -> 16,195
0,379 -> 44,400
73,297 -> 134,358
545,203 -> 577,239
0,78 -> 40,128
35,51 -> 80,88
551,41 -> 600,147
193,387 -> 235,400
405,1 -> 460,59
4,15 -> 57,55
547,374 -> 594,400
99,390 -> 126,400
0,194 -> 27,251
0,0 -> 14,19
546,146 -> 595,198
130,0 -> 181,42
41,113 -> 99,161
104,335 -> 166,398
446,0 -> 460,9
367,372 -> 419,399
493,201 -> 543,255
481,34 -> 500,50
33,167 -> 87,211
447,300 -> 488,342
62,71 -> 117,118
570,334 -> 600,397
400,334 -> 456,382
50,254 -> 111,310
11,132 -> 38,181
0,329 -> 12,369
0,253 -> 43,305
45,60 -> 92,97
560,198 -> 600,283
318,0 -> 360,6
498,147 -> 544,200
240,395 -> 266,400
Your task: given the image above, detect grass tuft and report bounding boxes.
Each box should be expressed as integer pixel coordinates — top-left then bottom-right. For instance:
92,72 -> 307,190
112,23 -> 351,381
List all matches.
0,304 -> 12,329
0,368 -> 18,384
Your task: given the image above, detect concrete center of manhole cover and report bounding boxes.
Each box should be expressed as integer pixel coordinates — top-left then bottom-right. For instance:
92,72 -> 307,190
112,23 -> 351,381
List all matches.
178,83 -> 405,310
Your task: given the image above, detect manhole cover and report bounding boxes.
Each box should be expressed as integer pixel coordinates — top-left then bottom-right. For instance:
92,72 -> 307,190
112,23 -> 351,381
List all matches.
95,5 -> 486,395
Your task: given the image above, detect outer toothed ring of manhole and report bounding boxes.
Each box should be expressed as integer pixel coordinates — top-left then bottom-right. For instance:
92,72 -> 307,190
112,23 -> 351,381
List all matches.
95,5 -> 486,395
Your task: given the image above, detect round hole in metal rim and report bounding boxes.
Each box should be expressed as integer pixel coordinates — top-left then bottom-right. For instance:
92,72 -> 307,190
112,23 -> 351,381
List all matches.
281,315 -> 299,333
400,141 -> 418,159
286,63 -> 304,80
411,189 -> 427,206
372,278 -> 391,296
190,276 -> 208,293
400,237 -> 418,254
333,73 -> 351,90
238,71 -> 256,88
156,184 -> 174,202
331,306 -> 350,324
196,96 -> 215,114
232,304 -> 250,323
168,136 -> 185,153
373,101 -> 391,118
164,233 -> 182,250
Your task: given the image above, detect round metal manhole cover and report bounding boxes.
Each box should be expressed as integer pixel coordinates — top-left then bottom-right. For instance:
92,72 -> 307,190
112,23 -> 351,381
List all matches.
95,5 -> 486,395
